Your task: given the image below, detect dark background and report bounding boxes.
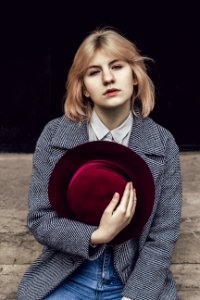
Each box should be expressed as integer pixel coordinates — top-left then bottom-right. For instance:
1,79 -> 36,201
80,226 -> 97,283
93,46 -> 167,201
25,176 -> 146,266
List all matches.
0,2 -> 199,152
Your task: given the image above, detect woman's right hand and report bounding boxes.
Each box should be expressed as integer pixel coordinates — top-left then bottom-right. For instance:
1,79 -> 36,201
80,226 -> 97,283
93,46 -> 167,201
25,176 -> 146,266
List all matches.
90,182 -> 137,244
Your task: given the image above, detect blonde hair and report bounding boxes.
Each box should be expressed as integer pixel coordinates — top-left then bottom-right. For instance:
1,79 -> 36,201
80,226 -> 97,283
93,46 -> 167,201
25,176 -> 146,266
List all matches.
64,27 -> 155,120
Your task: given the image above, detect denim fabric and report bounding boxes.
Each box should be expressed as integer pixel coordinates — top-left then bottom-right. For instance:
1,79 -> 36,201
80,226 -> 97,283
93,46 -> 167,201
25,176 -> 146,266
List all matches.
44,247 -> 124,300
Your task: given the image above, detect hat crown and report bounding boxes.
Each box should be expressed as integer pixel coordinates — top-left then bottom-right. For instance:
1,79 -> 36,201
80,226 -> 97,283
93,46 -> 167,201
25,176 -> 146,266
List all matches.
67,160 -> 130,224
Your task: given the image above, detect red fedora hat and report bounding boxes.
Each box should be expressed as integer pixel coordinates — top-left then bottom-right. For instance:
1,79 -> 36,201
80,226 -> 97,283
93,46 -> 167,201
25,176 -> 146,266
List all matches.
48,141 -> 155,245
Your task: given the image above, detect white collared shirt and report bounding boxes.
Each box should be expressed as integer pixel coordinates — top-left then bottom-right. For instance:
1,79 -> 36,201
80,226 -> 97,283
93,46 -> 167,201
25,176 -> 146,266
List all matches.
87,110 -> 133,146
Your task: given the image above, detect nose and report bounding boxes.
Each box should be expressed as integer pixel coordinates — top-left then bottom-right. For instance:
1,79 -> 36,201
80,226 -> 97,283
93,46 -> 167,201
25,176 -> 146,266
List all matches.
102,69 -> 115,85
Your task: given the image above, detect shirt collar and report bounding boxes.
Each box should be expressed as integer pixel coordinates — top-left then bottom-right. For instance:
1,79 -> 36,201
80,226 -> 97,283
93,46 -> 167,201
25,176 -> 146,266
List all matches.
89,110 -> 133,143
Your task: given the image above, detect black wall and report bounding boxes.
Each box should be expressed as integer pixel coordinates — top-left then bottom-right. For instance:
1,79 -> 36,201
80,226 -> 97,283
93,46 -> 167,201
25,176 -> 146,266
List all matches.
0,2 -> 199,152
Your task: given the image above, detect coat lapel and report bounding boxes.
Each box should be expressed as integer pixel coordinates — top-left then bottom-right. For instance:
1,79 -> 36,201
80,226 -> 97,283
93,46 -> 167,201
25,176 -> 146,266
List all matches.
128,115 -> 166,186
51,115 -> 89,149
128,115 -> 165,157
51,114 -> 166,157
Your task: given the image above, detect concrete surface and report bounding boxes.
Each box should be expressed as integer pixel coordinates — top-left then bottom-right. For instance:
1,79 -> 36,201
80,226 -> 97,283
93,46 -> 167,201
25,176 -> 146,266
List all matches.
0,152 -> 200,300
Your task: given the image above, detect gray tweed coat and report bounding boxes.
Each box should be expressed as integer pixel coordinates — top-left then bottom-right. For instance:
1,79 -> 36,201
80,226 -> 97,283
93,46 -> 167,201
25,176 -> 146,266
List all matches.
17,113 -> 182,300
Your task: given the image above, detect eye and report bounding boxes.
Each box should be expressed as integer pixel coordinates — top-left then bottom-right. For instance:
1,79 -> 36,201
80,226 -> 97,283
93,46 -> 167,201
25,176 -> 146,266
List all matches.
88,70 -> 100,76
112,64 -> 123,70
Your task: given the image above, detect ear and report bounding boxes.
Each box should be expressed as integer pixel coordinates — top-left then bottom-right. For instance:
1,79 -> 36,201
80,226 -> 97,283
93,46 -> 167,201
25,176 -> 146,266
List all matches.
132,72 -> 138,86
84,90 -> 90,97
133,78 -> 138,86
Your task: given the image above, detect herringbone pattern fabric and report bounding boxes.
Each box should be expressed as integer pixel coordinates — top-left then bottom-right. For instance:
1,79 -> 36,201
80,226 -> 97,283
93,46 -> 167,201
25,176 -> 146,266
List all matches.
17,114 -> 182,300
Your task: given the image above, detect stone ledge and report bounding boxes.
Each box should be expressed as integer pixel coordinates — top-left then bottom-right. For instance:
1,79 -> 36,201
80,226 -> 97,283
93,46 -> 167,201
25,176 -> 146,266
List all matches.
0,265 -> 27,300
171,264 -> 200,290
172,216 -> 200,264
177,290 -> 200,300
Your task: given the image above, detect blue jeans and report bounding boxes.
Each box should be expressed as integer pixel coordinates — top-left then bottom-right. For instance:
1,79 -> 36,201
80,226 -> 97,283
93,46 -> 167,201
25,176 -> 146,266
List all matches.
44,246 -> 124,299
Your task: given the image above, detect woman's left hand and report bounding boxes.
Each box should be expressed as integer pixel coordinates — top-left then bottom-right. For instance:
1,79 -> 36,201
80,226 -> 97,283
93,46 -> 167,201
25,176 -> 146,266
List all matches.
90,182 -> 137,244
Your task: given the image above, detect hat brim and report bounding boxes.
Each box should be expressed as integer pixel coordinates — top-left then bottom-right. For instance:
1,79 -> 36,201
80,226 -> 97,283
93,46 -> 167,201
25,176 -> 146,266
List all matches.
48,141 -> 155,245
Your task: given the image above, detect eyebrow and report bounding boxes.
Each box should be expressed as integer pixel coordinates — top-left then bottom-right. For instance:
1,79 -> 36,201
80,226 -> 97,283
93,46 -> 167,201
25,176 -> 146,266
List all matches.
87,59 -> 121,70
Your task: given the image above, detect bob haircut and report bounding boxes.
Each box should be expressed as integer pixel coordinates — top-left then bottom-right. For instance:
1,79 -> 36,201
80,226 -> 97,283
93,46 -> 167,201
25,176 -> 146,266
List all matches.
64,27 -> 155,120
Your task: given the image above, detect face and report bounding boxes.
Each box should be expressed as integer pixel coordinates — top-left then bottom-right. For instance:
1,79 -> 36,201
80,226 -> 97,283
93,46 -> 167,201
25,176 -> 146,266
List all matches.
83,50 -> 135,112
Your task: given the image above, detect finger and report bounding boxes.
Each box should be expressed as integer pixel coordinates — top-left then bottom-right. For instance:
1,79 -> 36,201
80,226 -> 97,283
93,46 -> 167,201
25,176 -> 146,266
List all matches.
126,183 -> 134,214
104,192 -> 120,214
119,182 -> 131,211
127,184 -> 137,217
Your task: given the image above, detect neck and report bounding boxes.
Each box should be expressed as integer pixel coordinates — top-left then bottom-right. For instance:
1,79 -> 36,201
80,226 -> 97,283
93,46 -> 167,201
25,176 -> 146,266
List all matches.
94,104 -> 131,130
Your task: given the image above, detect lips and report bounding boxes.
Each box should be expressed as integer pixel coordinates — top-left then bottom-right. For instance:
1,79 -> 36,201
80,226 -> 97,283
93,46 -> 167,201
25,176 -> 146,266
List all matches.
103,88 -> 120,96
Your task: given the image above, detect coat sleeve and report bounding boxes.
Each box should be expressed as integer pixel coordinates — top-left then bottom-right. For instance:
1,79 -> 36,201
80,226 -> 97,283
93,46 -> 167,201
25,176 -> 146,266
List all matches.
27,119 -> 106,259
122,133 -> 182,300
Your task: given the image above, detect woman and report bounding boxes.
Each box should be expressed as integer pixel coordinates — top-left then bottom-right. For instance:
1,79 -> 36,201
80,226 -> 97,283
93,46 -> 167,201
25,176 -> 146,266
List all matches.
17,27 -> 182,299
